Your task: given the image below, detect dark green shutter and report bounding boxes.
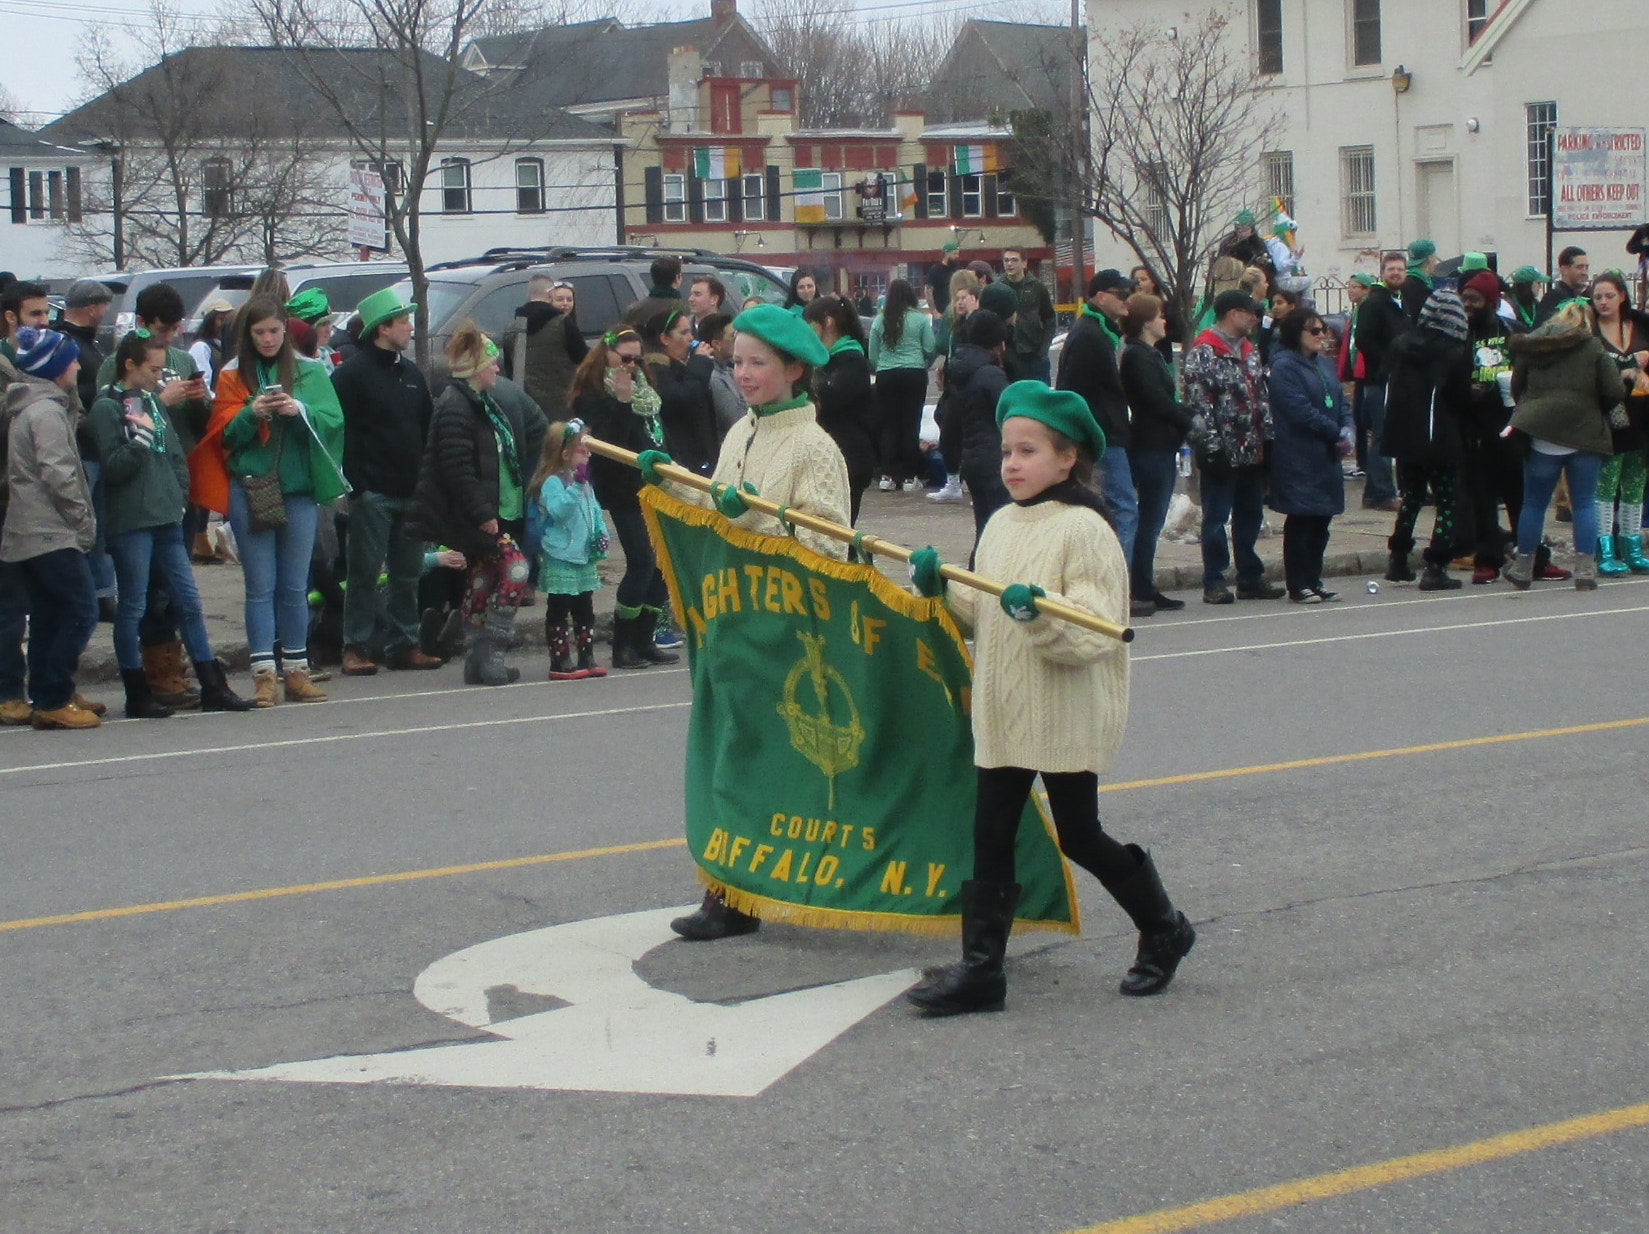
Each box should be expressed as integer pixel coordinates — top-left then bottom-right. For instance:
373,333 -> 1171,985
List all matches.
688,174 -> 704,224
765,165 -> 781,221
8,168 -> 23,223
984,173 -> 999,219
643,165 -> 664,225
913,163 -> 927,219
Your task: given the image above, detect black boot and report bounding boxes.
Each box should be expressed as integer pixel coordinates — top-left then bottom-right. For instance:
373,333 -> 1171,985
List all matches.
195,660 -> 257,712
906,881 -> 1021,1015
611,613 -> 651,670
1418,561 -> 1463,591
1103,845 -> 1195,997
671,889 -> 760,941
635,606 -> 680,665
1385,547 -> 1417,582
121,667 -> 173,719
418,608 -> 445,658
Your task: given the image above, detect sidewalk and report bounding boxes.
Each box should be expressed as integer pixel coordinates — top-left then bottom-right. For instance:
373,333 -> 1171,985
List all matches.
73,475 -> 1569,684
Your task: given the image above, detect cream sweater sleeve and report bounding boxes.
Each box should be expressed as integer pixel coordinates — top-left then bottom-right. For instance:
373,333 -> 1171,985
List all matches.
1023,514 -> 1129,666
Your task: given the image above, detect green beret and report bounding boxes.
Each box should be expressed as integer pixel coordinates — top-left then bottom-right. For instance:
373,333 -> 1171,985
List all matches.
1235,209 -> 1256,226
733,302 -> 829,367
1407,238 -> 1437,261
1459,252 -> 1489,272
1510,265 -> 1550,284
994,379 -> 1106,461
285,286 -> 332,325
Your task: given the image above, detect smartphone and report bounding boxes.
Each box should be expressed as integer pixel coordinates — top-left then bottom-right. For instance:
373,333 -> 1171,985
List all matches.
262,383 -> 285,396
123,393 -> 145,437
161,368 -> 180,386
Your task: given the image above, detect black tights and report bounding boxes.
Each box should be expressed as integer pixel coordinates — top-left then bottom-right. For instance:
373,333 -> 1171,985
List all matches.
972,765 -> 1138,886
544,591 -> 595,628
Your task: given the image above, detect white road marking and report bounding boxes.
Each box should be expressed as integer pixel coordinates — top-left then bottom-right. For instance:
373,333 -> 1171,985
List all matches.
1133,604 -> 1649,662
0,701 -> 693,778
179,906 -> 918,1098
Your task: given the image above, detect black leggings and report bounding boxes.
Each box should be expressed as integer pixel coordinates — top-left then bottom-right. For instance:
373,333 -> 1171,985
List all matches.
973,765 -> 1136,886
1390,462 -> 1461,565
608,505 -> 670,610
875,368 -> 929,482
544,591 -> 595,626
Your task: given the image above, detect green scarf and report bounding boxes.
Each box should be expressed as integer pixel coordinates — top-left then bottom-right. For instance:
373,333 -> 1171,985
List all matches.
474,386 -> 522,488
1081,302 -> 1122,347
750,393 -> 811,418
114,383 -> 169,454
828,337 -> 865,357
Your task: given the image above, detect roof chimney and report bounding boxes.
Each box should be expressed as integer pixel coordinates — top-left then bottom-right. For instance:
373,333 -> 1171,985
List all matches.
667,46 -> 703,133
711,0 -> 735,26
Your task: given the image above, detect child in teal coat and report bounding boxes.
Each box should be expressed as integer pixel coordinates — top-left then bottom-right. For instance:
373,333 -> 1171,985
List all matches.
528,419 -> 610,679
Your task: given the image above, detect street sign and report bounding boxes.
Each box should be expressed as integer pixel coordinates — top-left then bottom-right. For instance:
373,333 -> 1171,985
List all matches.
1552,127 -> 1646,230
346,167 -> 387,251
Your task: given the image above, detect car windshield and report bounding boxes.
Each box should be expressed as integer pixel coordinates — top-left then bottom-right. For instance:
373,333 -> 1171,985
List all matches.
391,277 -> 472,331
714,264 -> 787,307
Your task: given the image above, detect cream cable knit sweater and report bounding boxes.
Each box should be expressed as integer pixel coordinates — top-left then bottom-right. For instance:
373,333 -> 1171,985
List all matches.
687,402 -> 851,560
948,501 -> 1130,774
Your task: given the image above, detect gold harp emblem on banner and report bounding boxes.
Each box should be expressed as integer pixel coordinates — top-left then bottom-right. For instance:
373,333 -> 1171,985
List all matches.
778,633 -> 864,809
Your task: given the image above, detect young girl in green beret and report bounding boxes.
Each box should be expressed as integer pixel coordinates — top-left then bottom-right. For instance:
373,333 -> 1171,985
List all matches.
643,301 -> 851,941
906,380 -> 1196,1015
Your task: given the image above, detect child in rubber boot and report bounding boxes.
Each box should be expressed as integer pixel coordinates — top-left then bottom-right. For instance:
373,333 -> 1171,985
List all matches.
528,419 -> 610,681
655,303 -> 851,942
905,381 -> 1196,1015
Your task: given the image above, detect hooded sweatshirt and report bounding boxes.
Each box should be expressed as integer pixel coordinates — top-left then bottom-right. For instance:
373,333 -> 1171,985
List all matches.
1507,323 -> 1620,455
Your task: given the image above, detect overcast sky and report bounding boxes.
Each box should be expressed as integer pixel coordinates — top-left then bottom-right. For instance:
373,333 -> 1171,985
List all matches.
2,0 -> 1056,125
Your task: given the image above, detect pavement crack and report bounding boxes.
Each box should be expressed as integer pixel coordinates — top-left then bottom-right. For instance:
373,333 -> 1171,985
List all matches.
113,987 -> 408,1031
0,1077 -> 194,1117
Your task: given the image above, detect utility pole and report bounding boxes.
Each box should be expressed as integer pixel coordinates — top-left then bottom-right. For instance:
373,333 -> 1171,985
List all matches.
1068,0 -> 1087,302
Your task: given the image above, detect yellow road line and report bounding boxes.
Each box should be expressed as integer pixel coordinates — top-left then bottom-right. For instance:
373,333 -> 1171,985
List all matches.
5,716 -> 1645,934
1070,1099 -> 1649,1233
0,838 -> 686,932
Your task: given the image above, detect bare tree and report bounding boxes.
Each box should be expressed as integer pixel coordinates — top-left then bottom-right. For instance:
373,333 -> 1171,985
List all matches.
0,82 -> 20,123
1080,11 -> 1279,340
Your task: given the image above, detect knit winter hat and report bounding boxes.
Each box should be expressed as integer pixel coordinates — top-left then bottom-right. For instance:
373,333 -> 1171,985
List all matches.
285,286 -> 332,325
995,379 -> 1106,461
732,302 -> 828,366
448,333 -> 500,380
964,309 -> 1010,350
978,282 -> 1018,320
1418,288 -> 1470,342
1463,270 -> 1503,306
12,326 -> 79,380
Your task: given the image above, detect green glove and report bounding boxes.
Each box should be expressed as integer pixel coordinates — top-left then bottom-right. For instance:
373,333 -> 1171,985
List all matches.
636,449 -> 673,485
999,583 -> 1046,622
908,546 -> 945,598
714,480 -> 759,518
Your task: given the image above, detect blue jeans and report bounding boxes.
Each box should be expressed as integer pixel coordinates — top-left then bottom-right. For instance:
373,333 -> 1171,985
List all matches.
1098,448 -> 1139,564
16,548 -> 97,711
1200,463 -> 1267,588
1129,447 -> 1178,598
1355,383 -> 1397,504
81,459 -> 118,599
343,490 -> 424,654
1519,450 -> 1603,556
960,463 -> 1010,546
228,481 -> 320,667
0,559 -> 28,700
109,522 -> 212,671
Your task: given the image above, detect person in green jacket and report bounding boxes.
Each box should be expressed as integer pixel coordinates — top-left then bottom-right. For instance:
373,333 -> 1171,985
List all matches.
868,278 -> 939,491
88,331 -> 255,718
195,294 -> 347,706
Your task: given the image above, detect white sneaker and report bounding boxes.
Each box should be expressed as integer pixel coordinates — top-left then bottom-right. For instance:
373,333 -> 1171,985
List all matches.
877,476 -> 895,492
927,477 -> 966,504
902,479 -> 924,493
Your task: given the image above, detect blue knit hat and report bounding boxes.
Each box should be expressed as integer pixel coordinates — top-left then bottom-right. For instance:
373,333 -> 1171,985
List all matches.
12,327 -> 79,380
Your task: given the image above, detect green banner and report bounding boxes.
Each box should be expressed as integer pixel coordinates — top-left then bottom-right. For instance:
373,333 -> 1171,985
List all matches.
642,487 -> 1080,936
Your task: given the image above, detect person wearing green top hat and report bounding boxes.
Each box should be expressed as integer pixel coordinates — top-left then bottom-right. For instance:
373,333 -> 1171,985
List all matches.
649,301 -> 850,943
285,287 -> 335,373
1401,238 -> 1439,326
330,285 -> 442,677
904,380 -> 1195,1015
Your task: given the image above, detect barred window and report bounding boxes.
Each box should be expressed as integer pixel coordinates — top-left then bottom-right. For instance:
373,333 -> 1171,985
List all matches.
1340,145 -> 1376,235
1526,101 -> 1557,216
1262,150 -> 1295,217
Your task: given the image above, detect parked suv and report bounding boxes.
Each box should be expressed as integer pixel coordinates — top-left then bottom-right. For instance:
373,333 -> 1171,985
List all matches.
182,260 -> 410,338
97,265 -> 261,352
388,246 -> 790,376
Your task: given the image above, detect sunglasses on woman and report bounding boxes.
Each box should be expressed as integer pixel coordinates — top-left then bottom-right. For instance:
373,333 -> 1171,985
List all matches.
615,353 -> 641,365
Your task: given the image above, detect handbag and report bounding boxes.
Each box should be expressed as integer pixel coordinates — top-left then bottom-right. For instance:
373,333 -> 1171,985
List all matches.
240,420 -> 287,534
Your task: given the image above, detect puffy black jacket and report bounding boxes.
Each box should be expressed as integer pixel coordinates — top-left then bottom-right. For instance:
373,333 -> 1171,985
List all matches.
331,343 -> 434,498
1119,337 -> 1192,453
646,352 -> 718,474
948,343 -> 1010,473
813,346 -> 876,486
406,381 -> 527,562
580,390 -> 655,514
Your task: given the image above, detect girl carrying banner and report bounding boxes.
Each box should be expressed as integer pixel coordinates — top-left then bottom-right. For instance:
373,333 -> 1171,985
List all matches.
637,302 -> 851,941
905,381 -> 1196,1015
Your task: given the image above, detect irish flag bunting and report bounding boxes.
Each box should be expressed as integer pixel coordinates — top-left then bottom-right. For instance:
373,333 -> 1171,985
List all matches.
898,169 -> 919,215
794,168 -> 825,223
952,144 -> 999,174
692,146 -> 741,180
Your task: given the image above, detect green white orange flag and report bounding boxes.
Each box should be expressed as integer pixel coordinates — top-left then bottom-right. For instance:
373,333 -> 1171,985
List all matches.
794,168 -> 826,223
692,146 -> 741,180
952,144 -> 999,174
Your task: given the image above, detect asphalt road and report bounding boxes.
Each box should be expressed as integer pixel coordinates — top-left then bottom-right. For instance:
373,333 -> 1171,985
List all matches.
3,575 -> 1648,1233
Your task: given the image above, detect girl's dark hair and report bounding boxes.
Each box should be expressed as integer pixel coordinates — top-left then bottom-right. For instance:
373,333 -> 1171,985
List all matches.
570,328 -> 641,402
880,278 -> 918,349
1269,288 -> 1300,313
802,295 -> 866,349
1046,427 -> 1112,526
642,307 -> 685,349
233,294 -> 296,393
198,308 -> 231,343
1590,270 -> 1633,311
1277,310 -> 1323,353
783,267 -> 818,309
1121,292 -> 1163,339
113,328 -> 165,381
1130,265 -> 1161,295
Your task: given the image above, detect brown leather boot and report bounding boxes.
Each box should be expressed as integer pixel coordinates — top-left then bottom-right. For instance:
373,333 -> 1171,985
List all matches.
142,640 -> 201,710
250,669 -> 280,708
71,692 -> 108,717
192,531 -> 222,564
283,667 -> 328,703
31,703 -> 101,730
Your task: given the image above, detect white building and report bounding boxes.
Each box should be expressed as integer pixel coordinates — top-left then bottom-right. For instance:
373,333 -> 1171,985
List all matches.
1085,0 -> 1649,281
0,119 -> 97,278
